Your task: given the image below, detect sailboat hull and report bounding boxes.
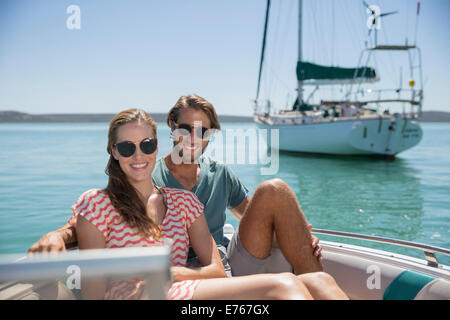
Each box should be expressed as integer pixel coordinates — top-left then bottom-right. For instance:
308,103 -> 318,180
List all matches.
255,114 -> 422,157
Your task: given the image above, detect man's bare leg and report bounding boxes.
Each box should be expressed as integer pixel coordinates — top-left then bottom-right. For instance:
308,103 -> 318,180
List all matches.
238,178 -> 323,274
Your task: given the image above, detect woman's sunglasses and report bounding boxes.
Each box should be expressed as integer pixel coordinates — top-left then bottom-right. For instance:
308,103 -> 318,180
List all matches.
175,123 -> 213,140
114,138 -> 157,157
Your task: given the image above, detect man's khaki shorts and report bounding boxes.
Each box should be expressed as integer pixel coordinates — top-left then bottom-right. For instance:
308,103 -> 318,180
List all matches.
226,226 -> 293,276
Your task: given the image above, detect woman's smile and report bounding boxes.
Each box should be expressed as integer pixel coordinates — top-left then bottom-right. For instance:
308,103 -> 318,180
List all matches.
130,162 -> 149,170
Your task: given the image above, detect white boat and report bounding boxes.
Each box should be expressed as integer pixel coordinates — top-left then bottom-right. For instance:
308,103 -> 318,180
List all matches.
305,228 -> 450,300
254,0 -> 423,159
225,225 -> 450,300
1,225 -> 448,300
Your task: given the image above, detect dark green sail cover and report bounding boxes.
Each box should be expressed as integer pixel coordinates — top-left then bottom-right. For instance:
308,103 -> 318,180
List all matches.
297,61 -> 377,82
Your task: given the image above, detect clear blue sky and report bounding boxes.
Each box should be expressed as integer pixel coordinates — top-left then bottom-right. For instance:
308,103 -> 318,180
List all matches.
0,0 -> 449,116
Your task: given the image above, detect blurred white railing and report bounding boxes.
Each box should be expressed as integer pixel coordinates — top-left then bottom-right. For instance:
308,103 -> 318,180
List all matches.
0,247 -> 171,300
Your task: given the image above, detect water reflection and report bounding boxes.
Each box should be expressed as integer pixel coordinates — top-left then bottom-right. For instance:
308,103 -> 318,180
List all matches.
274,154 -> 423,239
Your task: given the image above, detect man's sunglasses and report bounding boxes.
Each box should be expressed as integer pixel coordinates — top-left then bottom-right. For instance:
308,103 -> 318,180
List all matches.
175,123 -> 213,140
114,138 -> 157,157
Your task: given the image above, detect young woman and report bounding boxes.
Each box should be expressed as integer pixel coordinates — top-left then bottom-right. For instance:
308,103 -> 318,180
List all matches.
71,108 -> 347,299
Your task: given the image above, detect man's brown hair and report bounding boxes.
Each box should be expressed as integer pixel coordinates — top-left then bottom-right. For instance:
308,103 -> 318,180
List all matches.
166,94 -> 221,130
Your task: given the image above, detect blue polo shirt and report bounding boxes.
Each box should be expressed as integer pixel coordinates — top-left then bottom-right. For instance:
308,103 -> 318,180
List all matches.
152,156 -> 248,247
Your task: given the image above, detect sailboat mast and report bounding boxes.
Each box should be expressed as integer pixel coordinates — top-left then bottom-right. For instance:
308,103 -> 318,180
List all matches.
297,0 -> 303,106
255,0 -> 271,103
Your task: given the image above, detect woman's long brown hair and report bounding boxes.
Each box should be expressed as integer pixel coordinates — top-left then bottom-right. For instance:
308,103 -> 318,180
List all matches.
105,109 -> 162,239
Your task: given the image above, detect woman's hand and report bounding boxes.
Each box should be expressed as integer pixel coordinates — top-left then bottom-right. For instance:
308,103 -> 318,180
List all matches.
170,266 -> 185,283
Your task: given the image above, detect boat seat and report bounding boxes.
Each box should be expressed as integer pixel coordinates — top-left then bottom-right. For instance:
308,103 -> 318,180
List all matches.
413,278 -> 450,300
321,243 -> 450,300
383,270 -> 450,300
383,270 -> 434,300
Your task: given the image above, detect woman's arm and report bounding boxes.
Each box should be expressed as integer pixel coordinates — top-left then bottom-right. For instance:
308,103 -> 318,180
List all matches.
76,215 -> 108,299
171,215 -> 227,282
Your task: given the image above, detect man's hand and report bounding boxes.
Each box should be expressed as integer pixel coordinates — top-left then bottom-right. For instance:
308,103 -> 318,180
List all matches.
28,232 -> 67,254
308,224 -> 323,262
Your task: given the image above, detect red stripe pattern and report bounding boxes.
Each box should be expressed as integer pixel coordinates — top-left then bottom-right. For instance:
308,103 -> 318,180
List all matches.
69,187 -> 204,300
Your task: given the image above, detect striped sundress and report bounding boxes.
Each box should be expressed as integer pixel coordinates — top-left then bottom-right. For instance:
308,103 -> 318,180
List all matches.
68,187 -> 204,300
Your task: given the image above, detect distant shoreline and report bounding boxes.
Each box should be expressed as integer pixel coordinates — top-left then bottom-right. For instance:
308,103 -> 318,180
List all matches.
1,110 -> 450,123
0,111 -> 253,123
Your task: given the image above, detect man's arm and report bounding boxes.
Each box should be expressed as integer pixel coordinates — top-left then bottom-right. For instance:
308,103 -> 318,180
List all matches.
28,223 -> 78,254
229,196 -> 251,221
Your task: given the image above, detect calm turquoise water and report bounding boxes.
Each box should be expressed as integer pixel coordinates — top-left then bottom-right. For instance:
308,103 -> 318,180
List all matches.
0,122 -> 449,265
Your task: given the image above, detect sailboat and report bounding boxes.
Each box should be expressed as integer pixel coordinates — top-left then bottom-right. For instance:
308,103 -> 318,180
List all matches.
254,0 -> 423,159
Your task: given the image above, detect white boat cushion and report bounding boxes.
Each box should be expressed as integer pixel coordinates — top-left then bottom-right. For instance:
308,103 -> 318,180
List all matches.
414,278 -> 450,300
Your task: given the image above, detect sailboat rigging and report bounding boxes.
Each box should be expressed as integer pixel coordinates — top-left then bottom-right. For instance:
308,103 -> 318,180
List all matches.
253,0 -> 423,159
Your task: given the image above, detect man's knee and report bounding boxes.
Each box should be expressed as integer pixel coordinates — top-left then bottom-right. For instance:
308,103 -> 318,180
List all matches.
261,178 -> 288,190
255,178 -> 290,199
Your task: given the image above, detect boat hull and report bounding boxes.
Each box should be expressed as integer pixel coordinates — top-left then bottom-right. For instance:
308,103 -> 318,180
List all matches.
223,225 -> 450,300
255,114 -> 422,157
